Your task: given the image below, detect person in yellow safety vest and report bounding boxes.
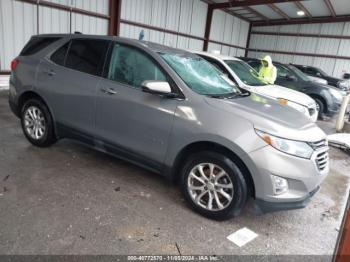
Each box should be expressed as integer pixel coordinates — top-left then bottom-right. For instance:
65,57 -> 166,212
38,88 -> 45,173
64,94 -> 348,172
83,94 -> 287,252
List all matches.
258,55 -> 277,84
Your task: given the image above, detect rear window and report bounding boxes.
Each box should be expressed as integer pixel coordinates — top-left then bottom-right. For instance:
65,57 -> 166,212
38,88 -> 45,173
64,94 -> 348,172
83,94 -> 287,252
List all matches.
20,37 -> 61,56
65,39 -> 109,76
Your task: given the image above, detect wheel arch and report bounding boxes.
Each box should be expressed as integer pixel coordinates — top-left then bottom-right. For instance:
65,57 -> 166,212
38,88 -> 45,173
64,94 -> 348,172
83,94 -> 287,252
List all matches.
18,91 -> 57,137
309,94 -> 327,113
171,141 -> 256,198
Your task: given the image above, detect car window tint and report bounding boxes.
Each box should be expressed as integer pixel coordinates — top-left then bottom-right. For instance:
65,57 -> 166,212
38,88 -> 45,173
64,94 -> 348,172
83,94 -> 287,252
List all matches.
51,42 -> 70,66
276,65 -> 289,77
306,67 -> 316,75
20,37 -> 61,56
65,39 -> 109,76
107,44 -> 166,88
248,61 -> 261,72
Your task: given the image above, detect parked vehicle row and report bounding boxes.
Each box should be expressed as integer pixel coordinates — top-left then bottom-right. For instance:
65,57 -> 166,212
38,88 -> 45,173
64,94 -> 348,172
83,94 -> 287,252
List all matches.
240,57 -> 343,119
9,34 -> 329,220
195,52 -> 318,122
292,64 -> 350,92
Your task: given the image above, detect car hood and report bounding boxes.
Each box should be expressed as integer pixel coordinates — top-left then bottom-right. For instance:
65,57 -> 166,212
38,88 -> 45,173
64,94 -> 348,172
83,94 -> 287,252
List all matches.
251,84 -> 315,107
308,76 -> 328,85
204,94 -> 325,141
325,75 -> 342,82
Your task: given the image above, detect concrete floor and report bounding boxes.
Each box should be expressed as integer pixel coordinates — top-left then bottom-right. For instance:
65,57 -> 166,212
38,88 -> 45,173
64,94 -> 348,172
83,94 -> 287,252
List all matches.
0,90 -> 349,256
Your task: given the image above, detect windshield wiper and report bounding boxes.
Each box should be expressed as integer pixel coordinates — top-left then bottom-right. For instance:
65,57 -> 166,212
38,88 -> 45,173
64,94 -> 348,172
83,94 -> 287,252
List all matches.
208,92 -> 249,99
208,94 -> 226,99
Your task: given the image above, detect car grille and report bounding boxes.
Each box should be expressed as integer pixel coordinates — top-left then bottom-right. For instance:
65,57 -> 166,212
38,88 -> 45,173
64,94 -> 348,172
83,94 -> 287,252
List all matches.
309,139 -> 329,172
316,151 -> 328,171
309,139 -> 328,150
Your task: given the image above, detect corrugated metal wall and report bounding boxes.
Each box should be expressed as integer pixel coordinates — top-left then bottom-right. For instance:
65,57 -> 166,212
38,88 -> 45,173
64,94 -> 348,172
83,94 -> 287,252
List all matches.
0,0 -> 109,71
120,0 -> 250,54
248,22 -> 350,78
0,0 -> 250,71
120,0 -> 208,51
208,9 -> 249,57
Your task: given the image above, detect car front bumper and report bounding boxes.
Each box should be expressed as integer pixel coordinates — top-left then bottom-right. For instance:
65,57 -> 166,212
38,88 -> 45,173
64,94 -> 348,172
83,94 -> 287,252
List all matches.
255,186 -> 320,213
326,101 -> 341,117
249,143 -> 329,213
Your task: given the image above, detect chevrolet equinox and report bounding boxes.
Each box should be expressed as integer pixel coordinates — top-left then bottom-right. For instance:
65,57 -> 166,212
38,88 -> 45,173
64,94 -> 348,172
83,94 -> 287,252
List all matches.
9,35 -> 329,220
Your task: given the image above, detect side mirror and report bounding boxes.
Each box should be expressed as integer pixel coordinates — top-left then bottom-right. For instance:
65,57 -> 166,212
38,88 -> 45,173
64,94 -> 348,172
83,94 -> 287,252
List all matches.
343,73 -> 350,80
286,74 -> 297,81
141,81 -> 177,97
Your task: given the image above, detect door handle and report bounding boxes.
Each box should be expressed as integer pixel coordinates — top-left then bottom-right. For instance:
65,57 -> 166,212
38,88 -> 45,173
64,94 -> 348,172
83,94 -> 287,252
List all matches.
101,87 -> 117,95
44,69 -> 56,76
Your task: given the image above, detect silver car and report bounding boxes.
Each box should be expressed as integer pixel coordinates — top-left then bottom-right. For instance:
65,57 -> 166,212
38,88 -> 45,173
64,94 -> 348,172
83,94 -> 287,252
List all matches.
9,34 -> 329,220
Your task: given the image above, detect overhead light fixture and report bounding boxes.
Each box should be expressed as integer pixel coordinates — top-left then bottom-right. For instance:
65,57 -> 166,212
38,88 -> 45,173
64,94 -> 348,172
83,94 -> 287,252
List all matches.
297,10 -> 305,16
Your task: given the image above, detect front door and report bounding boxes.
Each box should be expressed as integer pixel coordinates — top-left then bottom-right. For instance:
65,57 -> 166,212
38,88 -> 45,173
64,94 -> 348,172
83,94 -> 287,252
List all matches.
275,64 -> 301,91
94,43 -> 179,169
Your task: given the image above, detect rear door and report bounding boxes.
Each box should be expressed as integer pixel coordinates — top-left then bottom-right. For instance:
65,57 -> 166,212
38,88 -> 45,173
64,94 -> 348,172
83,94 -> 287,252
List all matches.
36,38 -> 110,137
94,43 -> 179,169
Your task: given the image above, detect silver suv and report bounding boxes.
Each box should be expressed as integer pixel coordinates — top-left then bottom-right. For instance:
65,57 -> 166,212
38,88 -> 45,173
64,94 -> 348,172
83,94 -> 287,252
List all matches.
9,34 -> 329,220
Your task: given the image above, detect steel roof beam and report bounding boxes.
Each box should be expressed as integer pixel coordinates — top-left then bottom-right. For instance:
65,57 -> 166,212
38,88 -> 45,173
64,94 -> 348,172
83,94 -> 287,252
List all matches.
324,0 -> 336,17
294,1 -> 312,18
268,3 -> 290,20
211,0 -> 300,10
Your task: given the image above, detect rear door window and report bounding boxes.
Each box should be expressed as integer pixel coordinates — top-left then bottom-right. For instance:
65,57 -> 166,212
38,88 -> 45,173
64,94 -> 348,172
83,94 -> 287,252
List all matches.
65,39 -> 110,76
306,67 -> 317,76
20,37 -> 61,56
107,43 -> 167,88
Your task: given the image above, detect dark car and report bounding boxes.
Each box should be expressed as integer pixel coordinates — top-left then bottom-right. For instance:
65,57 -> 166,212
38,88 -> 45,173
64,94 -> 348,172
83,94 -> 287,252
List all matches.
292,64 -> 350,92
240,57 -> 342,119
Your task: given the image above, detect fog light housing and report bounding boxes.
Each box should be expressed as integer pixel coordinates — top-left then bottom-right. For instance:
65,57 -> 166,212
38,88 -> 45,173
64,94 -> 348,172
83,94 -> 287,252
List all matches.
271,175 -> 288,195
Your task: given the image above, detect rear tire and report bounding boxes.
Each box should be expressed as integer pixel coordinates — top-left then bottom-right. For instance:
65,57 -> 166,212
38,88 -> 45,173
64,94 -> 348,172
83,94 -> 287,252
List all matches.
180,151 -> 248,220
21,99 -> 57,147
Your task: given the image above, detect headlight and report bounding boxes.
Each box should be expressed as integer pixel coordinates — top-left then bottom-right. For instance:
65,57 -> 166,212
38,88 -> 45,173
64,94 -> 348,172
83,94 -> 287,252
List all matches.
329,88 -> 343,102
255,130 -> 313,159
278,99 -> 308,115
337,80 -> 350,91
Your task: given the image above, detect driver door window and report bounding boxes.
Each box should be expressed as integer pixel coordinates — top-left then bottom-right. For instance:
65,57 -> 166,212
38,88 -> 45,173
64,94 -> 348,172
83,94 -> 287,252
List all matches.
276,65 -> 290,78
107,44 -> 166,88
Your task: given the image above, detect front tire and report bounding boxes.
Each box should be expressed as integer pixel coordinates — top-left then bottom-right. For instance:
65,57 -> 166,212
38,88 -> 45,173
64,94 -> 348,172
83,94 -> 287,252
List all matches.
21,99 -> 57,147
314,98 -> 325,120
180,151 -> 248,220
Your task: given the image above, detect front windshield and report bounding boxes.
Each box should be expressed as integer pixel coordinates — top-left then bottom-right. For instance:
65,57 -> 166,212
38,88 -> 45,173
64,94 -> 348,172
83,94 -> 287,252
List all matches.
160,53 -> 241,96
288,65 -> 311,82
224,60 -> 267,86
316,67 -> 327,76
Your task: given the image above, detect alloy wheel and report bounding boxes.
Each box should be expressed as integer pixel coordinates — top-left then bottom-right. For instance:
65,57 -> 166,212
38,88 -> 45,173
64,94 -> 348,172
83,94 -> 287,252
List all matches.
187,163 -> 234,211
24,106 -> 46,140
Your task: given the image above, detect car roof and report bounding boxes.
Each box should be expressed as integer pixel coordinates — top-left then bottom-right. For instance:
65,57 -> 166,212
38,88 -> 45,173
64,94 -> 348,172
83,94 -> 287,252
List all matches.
33,33 -> 194,56
192,51 -> 242,62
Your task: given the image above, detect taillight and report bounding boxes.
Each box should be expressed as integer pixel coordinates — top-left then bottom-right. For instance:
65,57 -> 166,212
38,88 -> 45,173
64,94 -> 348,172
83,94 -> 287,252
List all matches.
11,58 -> 19,71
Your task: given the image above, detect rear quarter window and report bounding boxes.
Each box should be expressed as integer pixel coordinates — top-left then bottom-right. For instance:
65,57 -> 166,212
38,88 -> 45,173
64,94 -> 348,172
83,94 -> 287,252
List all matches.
20,37 -> 61,56
51,42 -> 70,66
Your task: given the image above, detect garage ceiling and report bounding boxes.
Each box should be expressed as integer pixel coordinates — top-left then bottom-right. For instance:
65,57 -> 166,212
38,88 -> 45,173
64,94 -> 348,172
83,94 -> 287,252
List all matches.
204,0 -> 350,26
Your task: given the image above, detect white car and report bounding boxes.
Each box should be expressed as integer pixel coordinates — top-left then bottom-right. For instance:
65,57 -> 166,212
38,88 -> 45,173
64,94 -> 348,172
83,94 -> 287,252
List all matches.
195,51 -> 318,122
